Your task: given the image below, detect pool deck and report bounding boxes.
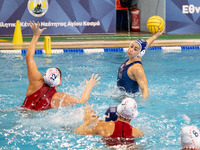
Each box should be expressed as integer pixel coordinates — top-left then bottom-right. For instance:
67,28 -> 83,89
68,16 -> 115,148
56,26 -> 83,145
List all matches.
0,32 -> 200,50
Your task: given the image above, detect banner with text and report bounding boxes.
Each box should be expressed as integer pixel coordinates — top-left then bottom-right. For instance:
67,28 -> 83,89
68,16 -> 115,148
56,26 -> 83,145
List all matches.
166,0 -> 200,34
0,0 -> 116,35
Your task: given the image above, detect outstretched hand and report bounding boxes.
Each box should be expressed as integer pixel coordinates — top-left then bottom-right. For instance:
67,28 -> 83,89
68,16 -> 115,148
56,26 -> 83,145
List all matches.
84,104 -> 99,123
29,21 -> 46,36
85,73 -> 101,89
156,27 -> 165,36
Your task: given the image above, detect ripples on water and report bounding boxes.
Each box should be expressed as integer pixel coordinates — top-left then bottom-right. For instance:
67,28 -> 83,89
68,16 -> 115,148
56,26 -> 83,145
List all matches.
1,51 -> 200,149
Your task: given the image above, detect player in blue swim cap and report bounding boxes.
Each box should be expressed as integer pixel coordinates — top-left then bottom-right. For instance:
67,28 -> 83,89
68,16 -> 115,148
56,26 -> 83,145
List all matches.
117,29 -> 164,99
134,39 -> 147,57
104,106 -> 118,122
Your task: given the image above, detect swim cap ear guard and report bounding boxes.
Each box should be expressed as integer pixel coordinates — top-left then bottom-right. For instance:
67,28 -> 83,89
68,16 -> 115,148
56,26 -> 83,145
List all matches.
44,68 -> 61,87
134,39 -> 147,57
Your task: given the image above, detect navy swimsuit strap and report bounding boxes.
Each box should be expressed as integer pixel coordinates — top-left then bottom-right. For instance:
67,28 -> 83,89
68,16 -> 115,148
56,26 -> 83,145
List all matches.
126,60 -> 142,67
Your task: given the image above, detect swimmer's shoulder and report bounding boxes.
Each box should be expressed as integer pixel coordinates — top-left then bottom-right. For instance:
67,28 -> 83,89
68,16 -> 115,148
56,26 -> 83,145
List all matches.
51,92 -> 71,108
26,81 -> 45,97
96,120 -> 115,129
95,120 -> 115,137
128,62 -> 144,77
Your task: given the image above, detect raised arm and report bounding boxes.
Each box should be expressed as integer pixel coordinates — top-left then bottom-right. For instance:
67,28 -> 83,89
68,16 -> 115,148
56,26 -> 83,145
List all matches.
65,73 -> 100,105
78,73 -> 101,103
146,28 -> 164,49
26,21 -> 46,85
51,73 -> 101,108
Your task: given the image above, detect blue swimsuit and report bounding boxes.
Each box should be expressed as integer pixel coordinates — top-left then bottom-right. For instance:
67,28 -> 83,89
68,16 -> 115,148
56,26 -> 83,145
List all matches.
117,59 -> 142,93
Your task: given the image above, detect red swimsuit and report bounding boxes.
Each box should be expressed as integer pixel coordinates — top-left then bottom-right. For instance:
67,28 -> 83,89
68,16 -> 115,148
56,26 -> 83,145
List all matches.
21,84 -> 57,111
103,121 -> 134,146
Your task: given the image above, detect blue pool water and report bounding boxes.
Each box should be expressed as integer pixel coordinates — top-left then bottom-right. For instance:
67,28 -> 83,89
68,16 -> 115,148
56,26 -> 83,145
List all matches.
1,49 -> 200,149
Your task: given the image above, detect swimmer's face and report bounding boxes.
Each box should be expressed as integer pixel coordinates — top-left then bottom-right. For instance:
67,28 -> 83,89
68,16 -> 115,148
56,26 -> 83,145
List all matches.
59,77 -> 62,86
55,76 -> 62,89
55,69 -> 62,89
54,78 -> 62,89
128,42 -> 141,58
56,67 -> 62,86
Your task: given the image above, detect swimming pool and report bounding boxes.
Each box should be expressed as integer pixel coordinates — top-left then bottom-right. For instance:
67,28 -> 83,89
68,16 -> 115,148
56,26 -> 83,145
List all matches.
1,49 -> 200,149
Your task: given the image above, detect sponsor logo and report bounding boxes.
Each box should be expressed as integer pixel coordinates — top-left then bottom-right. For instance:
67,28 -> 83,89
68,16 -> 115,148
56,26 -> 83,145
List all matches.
182,4 -> 200,14
27,0 -> 48,17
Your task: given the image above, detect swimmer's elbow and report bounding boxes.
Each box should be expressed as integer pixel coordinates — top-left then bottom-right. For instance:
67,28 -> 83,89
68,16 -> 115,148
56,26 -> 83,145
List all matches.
132,126 -> 144,138
67,97 -> 84,105
75,128 -> 84,135
136,133 -> 144,138
142,88 -> 149,99
78,100 -> 85,104
25,54 -> 33,63
75,128 -> 92,135
142,92 -> 149,99
78,98 -> 88,104
25,55 -> 30,61
138,131 -> 144,138
133,129 -> 144,138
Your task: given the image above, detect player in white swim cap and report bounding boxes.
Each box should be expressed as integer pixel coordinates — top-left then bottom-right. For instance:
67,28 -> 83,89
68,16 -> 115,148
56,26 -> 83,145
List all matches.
104,97 -> 138,122
21,21 -> 100,111
75,97 -> 143,147
117,97 -> 139,119
43,67 -> 62,88
181,126 -> 200,150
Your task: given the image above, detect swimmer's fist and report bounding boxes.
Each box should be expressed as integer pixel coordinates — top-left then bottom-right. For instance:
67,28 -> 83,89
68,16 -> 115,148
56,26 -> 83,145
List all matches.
85,73 -> 101,89
29,21 -> 46,36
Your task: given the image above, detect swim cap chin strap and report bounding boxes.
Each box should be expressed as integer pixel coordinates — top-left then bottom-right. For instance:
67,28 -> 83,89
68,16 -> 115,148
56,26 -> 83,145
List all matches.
44,68 -> 61,87
134,39 -> 147,57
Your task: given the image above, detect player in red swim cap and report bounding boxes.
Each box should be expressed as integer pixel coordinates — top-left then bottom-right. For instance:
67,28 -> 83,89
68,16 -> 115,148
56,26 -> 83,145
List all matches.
21,21 -> 100,111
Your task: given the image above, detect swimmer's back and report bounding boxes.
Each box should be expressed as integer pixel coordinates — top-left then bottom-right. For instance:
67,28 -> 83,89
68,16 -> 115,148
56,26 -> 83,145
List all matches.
101,120 -> 134,146
22,84 -> 56,111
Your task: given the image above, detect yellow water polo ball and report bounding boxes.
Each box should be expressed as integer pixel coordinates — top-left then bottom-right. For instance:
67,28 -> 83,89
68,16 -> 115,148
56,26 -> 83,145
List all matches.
147,15 -> 165,33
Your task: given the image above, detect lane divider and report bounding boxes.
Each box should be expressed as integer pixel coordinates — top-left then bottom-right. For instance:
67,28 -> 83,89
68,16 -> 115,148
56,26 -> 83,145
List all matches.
0,46 -> 200,54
